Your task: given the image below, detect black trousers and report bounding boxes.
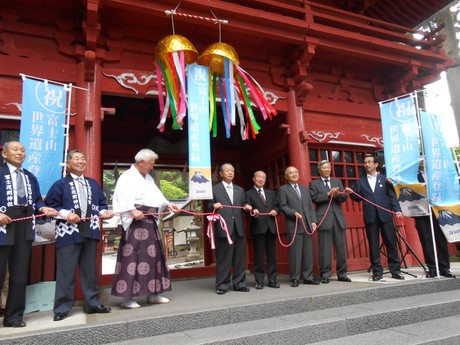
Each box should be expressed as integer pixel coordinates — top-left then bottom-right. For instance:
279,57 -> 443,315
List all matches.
414,215 -> 450,272
365,219 -> 401,275
0,207 -> 32,324
252,232 -> 277,284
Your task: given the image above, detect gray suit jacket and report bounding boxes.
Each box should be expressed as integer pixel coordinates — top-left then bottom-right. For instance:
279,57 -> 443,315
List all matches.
207,182 -> 247,238
277,183 -> 317,234
309,178 -> 347,231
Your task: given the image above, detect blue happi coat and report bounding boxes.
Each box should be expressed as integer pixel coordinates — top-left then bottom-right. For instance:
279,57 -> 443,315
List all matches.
0,164 -> 45,245
45,174 -> 109,249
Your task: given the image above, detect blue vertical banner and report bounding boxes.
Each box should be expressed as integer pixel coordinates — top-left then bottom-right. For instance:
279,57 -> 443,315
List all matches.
187,64 -> 212,200
20,78 -> 67,195
420,110 -> 460,242
380,95 -> 427,216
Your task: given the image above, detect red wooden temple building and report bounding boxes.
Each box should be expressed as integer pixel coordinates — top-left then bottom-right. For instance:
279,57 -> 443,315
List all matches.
0,0 -> 457,291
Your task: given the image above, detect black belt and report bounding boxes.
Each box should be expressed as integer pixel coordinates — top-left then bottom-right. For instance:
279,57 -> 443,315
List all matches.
11,206 -> 28,211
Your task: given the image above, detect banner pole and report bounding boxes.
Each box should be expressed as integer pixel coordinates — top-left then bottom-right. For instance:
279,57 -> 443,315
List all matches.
19,73 -> 88,91
61,83 -> 73,177
416,90 -> 441,278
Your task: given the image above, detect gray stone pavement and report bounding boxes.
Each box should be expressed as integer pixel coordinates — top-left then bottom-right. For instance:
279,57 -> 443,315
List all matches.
1,262 -> 459,341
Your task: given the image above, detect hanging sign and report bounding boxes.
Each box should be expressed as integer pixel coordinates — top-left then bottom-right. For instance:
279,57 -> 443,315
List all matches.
187,64 -> 212,200
20,78 -> 67,195
380,95 -> 427,216
420,110 -> 460,242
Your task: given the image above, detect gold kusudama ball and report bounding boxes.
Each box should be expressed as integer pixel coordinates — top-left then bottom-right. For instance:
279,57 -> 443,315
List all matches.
154,34 -> 198,64
198,42 -> 240,74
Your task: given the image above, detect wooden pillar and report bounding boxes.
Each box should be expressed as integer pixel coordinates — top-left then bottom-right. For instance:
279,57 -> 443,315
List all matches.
75,62 -> 102,182
286,90 -> 310,182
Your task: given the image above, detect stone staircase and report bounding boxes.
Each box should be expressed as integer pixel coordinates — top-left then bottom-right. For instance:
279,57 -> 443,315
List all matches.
3,275 -> 459,345
111,278 -> 460,345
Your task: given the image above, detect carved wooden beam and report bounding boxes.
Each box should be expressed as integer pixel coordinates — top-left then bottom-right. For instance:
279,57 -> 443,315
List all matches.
82,0 -> 101,81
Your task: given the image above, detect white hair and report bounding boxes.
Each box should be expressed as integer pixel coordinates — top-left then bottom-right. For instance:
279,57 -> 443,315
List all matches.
134,148 -> 159,163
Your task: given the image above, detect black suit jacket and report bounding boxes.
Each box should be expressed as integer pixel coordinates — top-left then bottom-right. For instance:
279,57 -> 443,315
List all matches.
309,178 -> 347,231
349,174 -> 400,225
246,187 -> 279,236
207,182 -> 247,238
277,183 -> 317,234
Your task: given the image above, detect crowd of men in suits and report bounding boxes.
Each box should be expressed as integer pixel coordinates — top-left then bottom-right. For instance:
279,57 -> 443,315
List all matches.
1,146 -> 455,327
209,156 -> 455,295
208,160 -> 353,294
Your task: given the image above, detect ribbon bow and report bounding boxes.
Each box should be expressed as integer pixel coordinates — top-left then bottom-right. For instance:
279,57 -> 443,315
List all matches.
206,213 -> 232,249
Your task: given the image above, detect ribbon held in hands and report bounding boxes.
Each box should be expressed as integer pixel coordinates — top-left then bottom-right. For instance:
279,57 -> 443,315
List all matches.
206,213 -> 232,249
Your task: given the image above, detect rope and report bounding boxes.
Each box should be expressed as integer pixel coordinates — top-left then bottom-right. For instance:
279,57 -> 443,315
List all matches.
2,189 -> 400,248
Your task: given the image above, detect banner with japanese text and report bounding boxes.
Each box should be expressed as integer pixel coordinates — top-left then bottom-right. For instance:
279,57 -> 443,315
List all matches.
187,64 -> 212,200
380,95 -> 428,217
20,78 -> 67,195
420,110 -> 460,242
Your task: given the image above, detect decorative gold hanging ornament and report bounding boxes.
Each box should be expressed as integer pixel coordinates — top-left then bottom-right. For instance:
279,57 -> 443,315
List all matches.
198,41 -> 276,140
155,34 -> 199,65
198,42 -> 239,75
154,34 -> 198,131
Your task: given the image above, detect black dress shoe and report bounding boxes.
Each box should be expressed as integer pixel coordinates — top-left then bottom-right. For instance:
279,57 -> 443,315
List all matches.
216,289 -> 227,295
440,270 -> 456,278
267,280 -> 280,288
4,320 -> 27,327
86,305 -> 111,314
53,313 -> 68,321
426,271 -> 437,278
290,279 -> 299,287
255,282 -> 264,290
234,286 -> 250,292
391,273 -> 405,280
338,276 -> 352,282
303,279 -> 320,285
320,277 -> 330,284
372,273 -> 382,281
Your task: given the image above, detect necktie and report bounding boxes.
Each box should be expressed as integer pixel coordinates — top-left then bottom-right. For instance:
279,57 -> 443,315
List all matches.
226,185 -> 233,204
77,177 -> 88,217
324,179 -> 330,189
16,169 -> 27,205
258,188 -> 266,204
294,184 -> 301,200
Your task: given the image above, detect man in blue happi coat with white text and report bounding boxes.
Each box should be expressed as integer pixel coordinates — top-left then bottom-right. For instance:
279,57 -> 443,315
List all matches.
46,150 -> 113,321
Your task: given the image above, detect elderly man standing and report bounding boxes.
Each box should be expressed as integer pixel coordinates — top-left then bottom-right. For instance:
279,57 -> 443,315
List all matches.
46,150 -> 113,321
111,149 -> 179,309
0,141 -> 57,327
208,163 -> 252,295
346,154 -> 404,281
310,160 -> 351,284
246,170 -> 280,289
277,166 -> 318,287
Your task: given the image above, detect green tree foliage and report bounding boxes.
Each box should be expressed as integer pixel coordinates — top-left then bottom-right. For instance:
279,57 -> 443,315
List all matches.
159,171 -> 188,199
103,169 -> 125,205
160,179 -> 188,199
103,169 -> 189,204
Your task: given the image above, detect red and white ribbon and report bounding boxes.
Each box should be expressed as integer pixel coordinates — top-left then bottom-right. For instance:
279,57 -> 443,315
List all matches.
206,213 -> 232,249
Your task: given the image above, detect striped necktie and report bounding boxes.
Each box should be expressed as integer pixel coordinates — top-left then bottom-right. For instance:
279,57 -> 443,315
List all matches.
226,185 -> 233,204
77,177 -> 87,217
16,169 -> 27,205
294,184 -> 301,200
258,188 -> 266,204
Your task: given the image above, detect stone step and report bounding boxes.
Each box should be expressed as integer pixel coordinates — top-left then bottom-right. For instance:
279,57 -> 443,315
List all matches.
308,315 -> 460,345
2,275 -> 459,345
106,287 -> 460,345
